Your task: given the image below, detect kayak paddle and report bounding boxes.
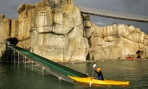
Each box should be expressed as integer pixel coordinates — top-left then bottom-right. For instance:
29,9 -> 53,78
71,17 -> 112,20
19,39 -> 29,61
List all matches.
89,64 -> 96,87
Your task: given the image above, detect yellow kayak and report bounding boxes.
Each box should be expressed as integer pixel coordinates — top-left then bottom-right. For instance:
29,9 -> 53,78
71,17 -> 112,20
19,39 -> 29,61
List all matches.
68,76 -> 129,86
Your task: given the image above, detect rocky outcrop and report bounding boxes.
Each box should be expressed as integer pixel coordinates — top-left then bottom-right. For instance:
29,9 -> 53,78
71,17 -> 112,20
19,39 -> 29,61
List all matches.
16,0 -> 89,62
0,15 -> 18,60
55,0 -> 73,4
0,0 -> 148,62
0,15 -> 6,58
84,23 -> 148,60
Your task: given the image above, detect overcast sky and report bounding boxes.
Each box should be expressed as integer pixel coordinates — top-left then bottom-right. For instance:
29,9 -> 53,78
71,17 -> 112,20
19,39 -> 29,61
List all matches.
0,0 -> 148,34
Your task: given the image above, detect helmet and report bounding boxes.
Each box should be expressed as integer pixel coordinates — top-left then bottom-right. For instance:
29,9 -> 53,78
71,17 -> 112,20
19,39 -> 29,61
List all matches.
97,68 -> 101,71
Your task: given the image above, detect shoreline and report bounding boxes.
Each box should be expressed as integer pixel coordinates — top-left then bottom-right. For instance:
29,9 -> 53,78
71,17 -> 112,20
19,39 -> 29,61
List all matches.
0,58 -> 148,64
58,59 -> 148,64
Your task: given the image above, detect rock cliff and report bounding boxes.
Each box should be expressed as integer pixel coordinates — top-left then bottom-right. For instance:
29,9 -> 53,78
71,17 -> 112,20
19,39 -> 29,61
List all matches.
0,0 -> 148,62
84,23 -> 148,60
16,0 -> 89,62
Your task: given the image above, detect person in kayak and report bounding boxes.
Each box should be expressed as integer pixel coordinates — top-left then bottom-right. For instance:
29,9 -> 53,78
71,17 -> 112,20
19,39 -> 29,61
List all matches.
93,67 -> 104,80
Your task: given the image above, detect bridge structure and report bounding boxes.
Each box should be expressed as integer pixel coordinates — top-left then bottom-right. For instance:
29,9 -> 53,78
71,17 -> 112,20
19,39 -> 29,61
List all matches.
79,5 -> 148,23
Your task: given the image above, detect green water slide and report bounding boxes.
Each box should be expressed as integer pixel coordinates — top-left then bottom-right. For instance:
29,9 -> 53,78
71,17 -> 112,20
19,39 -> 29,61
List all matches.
9,45 -> 87,83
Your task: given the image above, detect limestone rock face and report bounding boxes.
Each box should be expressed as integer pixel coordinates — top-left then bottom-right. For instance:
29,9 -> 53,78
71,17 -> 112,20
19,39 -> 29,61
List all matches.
83,14 -> 93,39
87,23 -> 148,60
0,15 -> 6,57
0,15 -> 19,59
11,20 -> 18,38
55,0 -> 73,5
0,0 -> 148,62
2,18 -> 18,46
17,0 -> 89,62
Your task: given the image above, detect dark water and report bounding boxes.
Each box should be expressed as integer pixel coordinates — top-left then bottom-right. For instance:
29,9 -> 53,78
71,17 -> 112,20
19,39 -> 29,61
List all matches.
0,60 -> 148,89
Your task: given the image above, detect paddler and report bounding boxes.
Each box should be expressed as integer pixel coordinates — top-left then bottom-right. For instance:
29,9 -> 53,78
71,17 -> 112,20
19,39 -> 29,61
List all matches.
93,67 -> 104,80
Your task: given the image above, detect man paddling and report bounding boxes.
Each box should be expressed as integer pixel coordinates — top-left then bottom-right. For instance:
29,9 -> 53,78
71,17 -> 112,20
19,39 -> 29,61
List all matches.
93,67 -> 104,80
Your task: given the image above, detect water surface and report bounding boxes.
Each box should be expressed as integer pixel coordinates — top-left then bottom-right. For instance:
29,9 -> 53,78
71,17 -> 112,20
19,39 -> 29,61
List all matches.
0,60 -> 148,89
